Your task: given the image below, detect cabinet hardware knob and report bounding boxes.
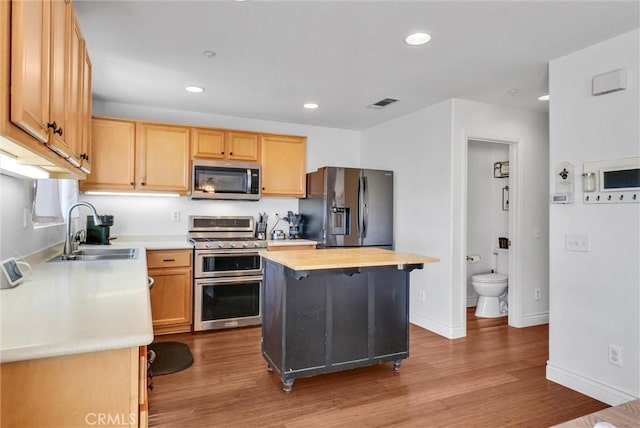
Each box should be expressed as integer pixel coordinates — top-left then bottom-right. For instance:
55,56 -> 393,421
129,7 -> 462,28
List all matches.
262,187 -> 265,190
130,182 -> 135,186
141,182 -> 146,186
229,152 -> 233,155
47,121 -> 57,131
54,126 -> 63,136
221,151 -> 225,155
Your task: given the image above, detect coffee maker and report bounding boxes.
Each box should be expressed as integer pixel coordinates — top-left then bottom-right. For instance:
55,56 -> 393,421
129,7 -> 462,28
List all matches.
285,211 -> 302,239
86,215 -> 114,245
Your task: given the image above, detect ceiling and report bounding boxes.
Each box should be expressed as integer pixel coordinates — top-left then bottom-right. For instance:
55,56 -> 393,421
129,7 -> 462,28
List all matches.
74,1 -> 639,131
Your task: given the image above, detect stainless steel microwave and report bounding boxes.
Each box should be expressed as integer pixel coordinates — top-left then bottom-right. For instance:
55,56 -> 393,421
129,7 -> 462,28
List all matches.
191,159 -> 261,200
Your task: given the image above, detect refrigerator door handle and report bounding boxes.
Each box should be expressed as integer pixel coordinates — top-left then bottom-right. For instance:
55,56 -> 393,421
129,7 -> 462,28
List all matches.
362,176 -> 368,239
357,176 -> 362,239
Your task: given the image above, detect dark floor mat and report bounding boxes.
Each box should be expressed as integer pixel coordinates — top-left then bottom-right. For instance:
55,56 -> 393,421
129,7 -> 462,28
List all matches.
148,342 -> 194,376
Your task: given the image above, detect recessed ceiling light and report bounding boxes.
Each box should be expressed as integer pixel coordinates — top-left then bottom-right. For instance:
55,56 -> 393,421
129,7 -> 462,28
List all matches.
303,103 -> 319,109
507,88 -> 519,95
185,86 -> 205,93
538,94 -> 550,101
202,50 -> 216,58
404,32 -> 431,46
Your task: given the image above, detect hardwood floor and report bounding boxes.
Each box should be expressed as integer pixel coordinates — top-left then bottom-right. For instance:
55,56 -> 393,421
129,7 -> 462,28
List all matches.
148,309 -> 608,427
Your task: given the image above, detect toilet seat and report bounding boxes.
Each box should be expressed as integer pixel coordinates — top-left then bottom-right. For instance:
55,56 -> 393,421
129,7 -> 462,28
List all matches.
471,273 -> 507,283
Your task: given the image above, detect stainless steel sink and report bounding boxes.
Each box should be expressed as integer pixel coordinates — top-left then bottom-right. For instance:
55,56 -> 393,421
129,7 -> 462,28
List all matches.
49,248 -> 139,262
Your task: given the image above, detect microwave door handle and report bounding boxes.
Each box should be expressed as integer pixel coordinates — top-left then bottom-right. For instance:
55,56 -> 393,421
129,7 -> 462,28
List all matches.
247,169 -> 251,194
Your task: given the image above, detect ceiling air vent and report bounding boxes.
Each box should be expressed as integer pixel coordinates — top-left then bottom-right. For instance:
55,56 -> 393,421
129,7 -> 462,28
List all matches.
367,98 -> 399,109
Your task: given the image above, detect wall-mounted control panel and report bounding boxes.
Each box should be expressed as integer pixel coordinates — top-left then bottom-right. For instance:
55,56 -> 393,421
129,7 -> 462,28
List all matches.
582,156 -> 640,204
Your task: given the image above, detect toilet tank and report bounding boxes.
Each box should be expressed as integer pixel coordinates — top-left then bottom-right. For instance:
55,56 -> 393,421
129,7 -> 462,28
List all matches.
495,248 -> 509,274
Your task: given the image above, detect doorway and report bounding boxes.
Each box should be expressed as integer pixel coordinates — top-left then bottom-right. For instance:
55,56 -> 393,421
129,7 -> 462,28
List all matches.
456,136 -> 522,335
466,139 -> 511,323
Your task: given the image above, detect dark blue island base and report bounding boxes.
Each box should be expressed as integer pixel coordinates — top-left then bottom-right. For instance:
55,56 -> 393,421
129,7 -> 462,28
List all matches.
261,258 -> 423,392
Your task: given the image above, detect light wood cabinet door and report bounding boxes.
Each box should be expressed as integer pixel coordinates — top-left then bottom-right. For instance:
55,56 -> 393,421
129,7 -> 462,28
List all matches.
81,118 -> 135,191
260,134 -> 306,197
226,131 -> 259,161
136,123 -> 190,193
48,0 -> 70,156
62,11 -> 83,167
79,48 -> 92,173
10,0 -> 51,143
148,249 -> 193,335
1,347 -> 141,428
191,127 -> 225,159
191,129 -> 259,162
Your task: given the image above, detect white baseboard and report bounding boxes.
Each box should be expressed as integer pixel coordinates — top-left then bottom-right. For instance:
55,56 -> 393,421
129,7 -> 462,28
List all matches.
519,311 -> 549,327
466,296 -> 477,307
546,362 -> 638,406
410,312 -> 465,339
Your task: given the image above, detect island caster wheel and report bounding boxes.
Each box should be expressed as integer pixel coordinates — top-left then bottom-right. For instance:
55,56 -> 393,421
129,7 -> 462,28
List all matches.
282,379 -> 294,393
266,364 -> 274,373
393,360 -> 402,372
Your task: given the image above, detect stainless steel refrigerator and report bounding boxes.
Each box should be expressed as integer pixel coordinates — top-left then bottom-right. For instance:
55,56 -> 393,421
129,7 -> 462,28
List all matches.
299,167 -> 393,248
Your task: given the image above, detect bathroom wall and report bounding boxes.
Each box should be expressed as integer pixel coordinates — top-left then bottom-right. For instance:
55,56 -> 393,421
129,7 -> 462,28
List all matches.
547,29 -> 639,405
466,140 -> 509,306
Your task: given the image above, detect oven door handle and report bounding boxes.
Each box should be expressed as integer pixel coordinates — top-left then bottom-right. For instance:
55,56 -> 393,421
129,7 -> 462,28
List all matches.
196,275 -> 264,285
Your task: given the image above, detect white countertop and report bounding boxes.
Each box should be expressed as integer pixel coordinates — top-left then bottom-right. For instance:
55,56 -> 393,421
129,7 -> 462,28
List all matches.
107,234 -> 193,250
0,246 -> 154,364
267,239 -> 317,247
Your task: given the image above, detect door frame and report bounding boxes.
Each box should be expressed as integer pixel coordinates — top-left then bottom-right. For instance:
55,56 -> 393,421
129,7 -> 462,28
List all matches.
454,135 -> 523,336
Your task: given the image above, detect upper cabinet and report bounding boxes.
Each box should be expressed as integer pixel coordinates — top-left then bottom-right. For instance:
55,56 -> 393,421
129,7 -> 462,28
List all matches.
136,123 -> 190,193
260,134 -> 306,198
81,118 -> 191,194
3,0 -> 92,178
10,0 -> 51,143
192,128 -> 259,162
81,117 -> 135,191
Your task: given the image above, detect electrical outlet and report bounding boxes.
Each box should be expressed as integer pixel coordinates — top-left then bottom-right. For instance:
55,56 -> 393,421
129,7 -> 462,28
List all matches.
565,234 -> 590,252
534,288 -> 541,300
608,345 -> 623,367
420,291 -> 427,302
171,210 -> 180,222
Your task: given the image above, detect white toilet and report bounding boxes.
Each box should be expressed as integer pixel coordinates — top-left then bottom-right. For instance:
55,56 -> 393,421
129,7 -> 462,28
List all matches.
472,249 -> 508,318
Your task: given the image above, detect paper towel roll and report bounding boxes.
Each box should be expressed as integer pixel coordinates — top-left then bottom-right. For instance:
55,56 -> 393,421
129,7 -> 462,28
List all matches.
466,255 -> 481,263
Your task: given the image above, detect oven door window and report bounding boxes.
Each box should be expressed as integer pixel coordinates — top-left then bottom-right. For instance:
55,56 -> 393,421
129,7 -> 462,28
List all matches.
201,281 -> 260,321
201,253 -> 261,273
194,166 -> 248,194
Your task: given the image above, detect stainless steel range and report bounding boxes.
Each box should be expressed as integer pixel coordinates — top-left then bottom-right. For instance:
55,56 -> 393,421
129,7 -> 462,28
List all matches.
189,216 -> 267,331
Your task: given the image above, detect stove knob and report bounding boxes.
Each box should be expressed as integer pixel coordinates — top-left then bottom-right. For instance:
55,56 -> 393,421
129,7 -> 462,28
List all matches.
230,243 -> 236,248
205,243 -> 211,249
254,242 -> 261,248
217,243 -> 224,248
243,242 -> 249,248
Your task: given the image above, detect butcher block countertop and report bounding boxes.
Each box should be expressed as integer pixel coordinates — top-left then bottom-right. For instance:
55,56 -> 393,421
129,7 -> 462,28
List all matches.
260,247 -> 439,271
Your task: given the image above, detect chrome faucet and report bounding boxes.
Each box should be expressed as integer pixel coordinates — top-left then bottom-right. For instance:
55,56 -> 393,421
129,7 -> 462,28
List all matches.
63,202 -> 102,259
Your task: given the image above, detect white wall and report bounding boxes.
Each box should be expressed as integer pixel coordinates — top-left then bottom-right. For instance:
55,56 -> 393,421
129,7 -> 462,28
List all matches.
362,98 -> 548,338
452,99 -> 549,333
362,100 -> 456,336
0,175 -> 64,260
546,29 -> 640,405
466,141 -> 509,305
84,101 -> 362,237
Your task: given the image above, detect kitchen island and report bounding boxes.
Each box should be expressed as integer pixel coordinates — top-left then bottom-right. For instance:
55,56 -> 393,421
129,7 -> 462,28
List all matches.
260,247 -> 439,392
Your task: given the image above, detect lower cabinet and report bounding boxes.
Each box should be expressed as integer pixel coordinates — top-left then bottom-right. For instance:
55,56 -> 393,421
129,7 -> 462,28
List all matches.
147,249 -> 193,335
0,347 -> 148,428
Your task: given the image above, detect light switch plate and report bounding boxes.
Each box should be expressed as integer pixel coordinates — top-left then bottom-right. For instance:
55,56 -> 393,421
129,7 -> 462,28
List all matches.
565,234 -> 590,252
